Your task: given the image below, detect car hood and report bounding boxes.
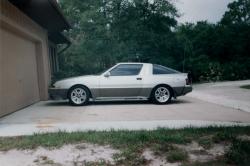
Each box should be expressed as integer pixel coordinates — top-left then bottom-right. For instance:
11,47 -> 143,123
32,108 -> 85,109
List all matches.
54,75 -> 99,88
58,75 -> 96,82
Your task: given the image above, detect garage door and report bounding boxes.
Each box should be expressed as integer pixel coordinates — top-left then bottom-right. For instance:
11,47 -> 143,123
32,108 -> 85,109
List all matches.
0,27 -> 40,116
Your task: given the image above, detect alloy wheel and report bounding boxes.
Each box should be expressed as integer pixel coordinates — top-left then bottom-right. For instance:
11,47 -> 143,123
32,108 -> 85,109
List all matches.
154,87 -> 170,103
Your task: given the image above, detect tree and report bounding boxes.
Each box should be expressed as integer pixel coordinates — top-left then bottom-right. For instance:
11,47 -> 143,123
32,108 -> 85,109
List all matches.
56,0 -> 250,82
57,0 -> 179,78
221,0 -> 250,25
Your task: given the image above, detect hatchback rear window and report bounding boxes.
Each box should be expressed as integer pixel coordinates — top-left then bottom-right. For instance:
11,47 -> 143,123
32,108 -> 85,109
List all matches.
153,64 -> 180,74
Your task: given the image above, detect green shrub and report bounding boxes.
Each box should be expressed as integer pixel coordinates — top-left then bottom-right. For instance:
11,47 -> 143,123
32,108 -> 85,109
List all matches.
167,149 -> 189,163
212,131 -> 235,143
226,139 -> 250,166
198,137 -> 213,149
221,59 -> 250,81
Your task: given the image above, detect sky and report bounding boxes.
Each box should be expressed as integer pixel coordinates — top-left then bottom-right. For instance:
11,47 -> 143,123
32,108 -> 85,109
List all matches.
175,0 -> 235,23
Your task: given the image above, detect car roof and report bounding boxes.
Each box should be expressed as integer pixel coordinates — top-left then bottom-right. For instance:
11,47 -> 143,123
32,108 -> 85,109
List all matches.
117,62 -> 151,65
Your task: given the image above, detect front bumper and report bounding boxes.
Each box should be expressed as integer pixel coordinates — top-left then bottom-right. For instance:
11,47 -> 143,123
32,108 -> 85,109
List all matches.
48,88 -> 68,100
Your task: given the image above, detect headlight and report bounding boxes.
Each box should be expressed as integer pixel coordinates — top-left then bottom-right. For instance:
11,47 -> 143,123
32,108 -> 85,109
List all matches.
53,82 -> 59,88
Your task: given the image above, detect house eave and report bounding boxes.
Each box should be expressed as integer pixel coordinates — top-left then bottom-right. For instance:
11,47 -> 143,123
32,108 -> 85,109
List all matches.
8,0 -> 71,33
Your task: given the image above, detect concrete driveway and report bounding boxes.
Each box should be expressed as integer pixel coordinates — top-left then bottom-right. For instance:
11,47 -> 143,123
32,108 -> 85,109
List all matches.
188,80 -> 250,112
0,80 -> 250,136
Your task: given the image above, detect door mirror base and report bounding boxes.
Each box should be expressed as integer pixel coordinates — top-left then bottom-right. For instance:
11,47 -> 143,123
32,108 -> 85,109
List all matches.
104,72 -> 111,78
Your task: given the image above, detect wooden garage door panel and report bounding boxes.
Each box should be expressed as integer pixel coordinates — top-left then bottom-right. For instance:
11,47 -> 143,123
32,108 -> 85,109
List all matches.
1,28 -> 40,115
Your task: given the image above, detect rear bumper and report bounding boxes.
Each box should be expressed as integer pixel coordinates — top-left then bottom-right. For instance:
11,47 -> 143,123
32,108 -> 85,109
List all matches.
48,88 -> 68,100
182,86 -> 192,95
173,86 -> 192,97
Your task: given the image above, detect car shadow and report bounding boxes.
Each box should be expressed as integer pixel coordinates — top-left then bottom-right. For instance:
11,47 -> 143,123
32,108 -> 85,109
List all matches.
45,98 -> 192,107
91,100 -> 151,105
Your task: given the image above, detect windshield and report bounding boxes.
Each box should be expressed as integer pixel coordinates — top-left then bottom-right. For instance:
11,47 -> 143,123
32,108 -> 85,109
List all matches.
94,67 -> 110,75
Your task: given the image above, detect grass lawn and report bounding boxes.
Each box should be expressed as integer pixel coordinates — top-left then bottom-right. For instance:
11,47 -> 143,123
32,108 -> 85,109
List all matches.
0,126 -> 250,166
240,85 -> 250,89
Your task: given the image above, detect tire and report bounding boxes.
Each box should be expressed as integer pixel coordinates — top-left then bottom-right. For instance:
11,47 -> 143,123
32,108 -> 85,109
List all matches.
68,85 -> 90,106
152,86 -> 172,104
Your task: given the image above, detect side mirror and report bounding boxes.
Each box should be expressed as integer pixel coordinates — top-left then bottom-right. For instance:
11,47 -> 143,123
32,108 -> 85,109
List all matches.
104,72 -> 110,78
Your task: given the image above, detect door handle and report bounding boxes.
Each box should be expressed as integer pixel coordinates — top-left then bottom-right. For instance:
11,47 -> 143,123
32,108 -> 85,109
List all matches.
136,78 -> 142,80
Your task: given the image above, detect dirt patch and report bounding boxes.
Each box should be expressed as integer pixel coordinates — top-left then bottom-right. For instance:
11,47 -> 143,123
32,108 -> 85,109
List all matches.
237,135 -> 250,141
142,149 -> 179,166
141,141 -> 229,165
0,141 -> 231,166
0,143 -> 119,166
175,141 -> 228,163
207,144 -> 228,156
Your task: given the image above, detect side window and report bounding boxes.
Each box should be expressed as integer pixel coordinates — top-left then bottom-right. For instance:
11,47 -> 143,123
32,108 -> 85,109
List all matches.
153,64 -> 180,75
110,64 -> 143,76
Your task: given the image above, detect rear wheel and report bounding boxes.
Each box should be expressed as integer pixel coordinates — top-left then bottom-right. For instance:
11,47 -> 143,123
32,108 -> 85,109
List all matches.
152,86 -> 172,104
68,85 -> 90,106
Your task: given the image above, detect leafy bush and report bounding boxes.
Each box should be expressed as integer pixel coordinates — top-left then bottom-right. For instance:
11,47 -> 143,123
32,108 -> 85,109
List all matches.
226,139 -> 250,166
221,59 -> 250,81
167,148 -> 189,163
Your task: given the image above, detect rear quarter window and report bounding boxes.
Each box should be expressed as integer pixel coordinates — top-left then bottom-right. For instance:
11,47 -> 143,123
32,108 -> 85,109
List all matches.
153,64 -> 180,74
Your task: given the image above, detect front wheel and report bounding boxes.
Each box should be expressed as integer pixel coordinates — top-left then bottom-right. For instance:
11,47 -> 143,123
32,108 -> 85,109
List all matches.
152,86 -> 172,104
68,85 -> 90,106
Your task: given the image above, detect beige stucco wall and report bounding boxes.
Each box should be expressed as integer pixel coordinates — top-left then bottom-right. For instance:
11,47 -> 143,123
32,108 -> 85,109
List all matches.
0,0 -> 51,117
0,18 -> 3,117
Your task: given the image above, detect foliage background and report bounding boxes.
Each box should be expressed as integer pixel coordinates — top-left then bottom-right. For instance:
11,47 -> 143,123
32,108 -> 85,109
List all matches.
56,0 -> 250,82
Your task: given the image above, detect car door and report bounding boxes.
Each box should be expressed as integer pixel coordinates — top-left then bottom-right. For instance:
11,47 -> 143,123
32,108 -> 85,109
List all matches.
98,64 -> 143,98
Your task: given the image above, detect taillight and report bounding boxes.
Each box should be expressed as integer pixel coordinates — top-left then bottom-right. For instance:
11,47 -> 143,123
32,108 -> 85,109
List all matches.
186,78 -> 190,85
186,73 -> 192,85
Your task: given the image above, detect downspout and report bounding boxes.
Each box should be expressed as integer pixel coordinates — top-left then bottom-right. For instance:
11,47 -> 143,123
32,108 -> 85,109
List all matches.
50,42 -> 71,85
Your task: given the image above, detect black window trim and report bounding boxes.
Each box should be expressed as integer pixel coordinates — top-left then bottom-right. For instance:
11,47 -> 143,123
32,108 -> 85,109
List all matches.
109,64 -> 143,76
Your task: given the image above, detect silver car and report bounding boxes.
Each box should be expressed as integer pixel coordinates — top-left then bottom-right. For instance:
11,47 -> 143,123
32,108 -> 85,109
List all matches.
49,63 -> 192,105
